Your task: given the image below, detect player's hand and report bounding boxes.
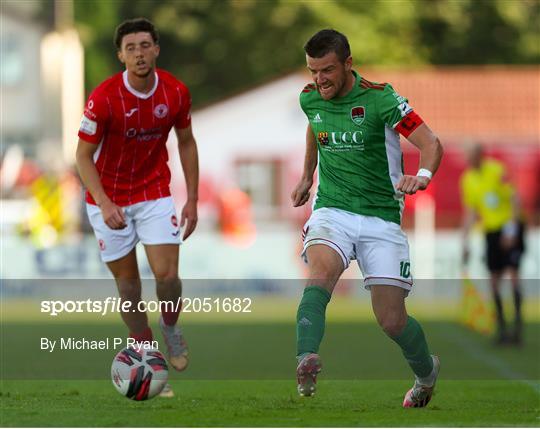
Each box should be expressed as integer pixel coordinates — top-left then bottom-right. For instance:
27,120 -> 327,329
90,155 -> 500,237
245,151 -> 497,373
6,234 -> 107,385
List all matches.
100,200 -> 126,230
396,175 -> 430,195
181,199 -> 198,240
291,179 -> 313,207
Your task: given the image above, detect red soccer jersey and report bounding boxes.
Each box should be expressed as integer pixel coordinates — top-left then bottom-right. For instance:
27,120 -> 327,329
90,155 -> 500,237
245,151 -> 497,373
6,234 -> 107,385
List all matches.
78,69 -> 191,206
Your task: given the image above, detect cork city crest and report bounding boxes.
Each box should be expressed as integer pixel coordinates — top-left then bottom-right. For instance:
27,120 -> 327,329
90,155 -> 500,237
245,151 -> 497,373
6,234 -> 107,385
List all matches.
351,106 -> 365,126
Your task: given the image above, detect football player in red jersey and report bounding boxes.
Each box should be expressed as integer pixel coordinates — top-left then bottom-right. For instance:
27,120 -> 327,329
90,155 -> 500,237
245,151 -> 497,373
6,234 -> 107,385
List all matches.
76,18 -> 198,396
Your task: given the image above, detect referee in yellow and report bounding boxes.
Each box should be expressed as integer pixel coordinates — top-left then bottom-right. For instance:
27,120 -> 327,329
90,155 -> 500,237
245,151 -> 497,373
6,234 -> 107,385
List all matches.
460,144 -> 525,345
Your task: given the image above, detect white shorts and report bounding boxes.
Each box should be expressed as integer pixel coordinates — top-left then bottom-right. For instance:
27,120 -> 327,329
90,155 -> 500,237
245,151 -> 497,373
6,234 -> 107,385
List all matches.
87,197 -> 181,263
301,207 -> 413,292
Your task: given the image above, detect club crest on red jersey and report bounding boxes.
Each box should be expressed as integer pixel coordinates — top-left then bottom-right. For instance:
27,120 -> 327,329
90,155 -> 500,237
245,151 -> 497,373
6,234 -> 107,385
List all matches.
351,106 -> 365,126
154,104 -> 168,119
171,215 -> 178,227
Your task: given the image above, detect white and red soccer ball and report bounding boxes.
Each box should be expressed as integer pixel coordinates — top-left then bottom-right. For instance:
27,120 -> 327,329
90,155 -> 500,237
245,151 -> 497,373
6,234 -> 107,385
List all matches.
111,347 -> 168,401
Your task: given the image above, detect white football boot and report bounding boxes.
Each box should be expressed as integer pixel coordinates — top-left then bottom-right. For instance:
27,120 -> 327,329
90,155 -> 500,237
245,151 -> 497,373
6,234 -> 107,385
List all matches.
296,353 -> 322,397
403,355 -> 440,408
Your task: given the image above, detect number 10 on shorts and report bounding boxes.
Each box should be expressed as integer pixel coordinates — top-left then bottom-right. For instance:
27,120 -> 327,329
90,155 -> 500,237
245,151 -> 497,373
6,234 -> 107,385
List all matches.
400,261 -> 411,278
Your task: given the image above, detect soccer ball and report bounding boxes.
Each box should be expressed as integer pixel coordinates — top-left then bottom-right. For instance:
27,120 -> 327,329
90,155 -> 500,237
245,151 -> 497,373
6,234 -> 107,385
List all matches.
111,347 -> 168,400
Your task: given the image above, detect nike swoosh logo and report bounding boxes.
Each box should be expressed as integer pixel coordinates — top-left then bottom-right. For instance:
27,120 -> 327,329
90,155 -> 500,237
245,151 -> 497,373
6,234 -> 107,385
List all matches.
172,231 -> 180,237
125,108 -> 138,117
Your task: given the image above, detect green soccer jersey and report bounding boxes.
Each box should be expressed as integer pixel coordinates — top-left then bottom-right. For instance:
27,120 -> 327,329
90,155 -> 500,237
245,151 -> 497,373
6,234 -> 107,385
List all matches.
300,70 -> 413,224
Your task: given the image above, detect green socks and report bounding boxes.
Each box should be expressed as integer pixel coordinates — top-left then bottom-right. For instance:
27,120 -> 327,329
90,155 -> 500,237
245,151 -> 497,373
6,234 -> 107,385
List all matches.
391,316 -> 434,378
296,286 -> 331,359
296,287 -> 433,380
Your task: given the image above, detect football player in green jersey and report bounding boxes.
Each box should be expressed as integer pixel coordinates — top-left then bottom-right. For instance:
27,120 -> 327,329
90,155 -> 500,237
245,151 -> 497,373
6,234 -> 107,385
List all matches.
292,29 -> 444,408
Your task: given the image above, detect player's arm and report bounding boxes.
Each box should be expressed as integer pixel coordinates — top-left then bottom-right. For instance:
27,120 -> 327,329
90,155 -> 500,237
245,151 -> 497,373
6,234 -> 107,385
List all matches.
292,124 -> 318,207
175,125 -> 199,240
75,139 -> 126,229
396,123 -> 443,194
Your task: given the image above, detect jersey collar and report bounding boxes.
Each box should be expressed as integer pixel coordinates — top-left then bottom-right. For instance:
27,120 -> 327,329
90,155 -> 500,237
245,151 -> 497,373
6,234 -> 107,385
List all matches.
344,70 -> 361,98
122,70 -> 159,99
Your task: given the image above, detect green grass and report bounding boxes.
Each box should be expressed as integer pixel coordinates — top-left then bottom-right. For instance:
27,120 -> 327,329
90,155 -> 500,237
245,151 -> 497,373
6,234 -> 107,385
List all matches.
1,380 -> 539,427
1,319 -> 539,426
1,321 -> 539,380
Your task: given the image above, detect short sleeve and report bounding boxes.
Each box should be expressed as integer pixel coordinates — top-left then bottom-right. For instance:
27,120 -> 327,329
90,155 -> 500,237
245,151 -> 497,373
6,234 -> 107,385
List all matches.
299,92 -> 306,115
299,83 -> 316,118
377,85 -> 410,127
78,91 -> 110,144
377,84 -> 424,139
175,84 -> 192,129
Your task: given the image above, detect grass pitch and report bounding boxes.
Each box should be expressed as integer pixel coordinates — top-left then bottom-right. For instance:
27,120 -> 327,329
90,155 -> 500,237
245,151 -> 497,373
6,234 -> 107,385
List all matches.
1,320 -> 539,426
2,379 -> 539,427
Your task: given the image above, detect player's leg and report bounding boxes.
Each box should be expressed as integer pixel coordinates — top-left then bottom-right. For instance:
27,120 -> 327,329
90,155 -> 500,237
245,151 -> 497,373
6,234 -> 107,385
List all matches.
508,268 -> 523,344
135,197 -> 186,371
489,271 -> 507,344
296,244 -> 344,396
358,215 -> 438,407
486,231 -> 508,343
144,243 -> 184,398
106,249 -> 152,341
107,249 -> 172,397
371,286 -> 439,408
370,285 -> 434,377
297,208 -> 353,396
144,244 -> 182,325
506,222 -> 525,344
145,244 -> 188,372
85,203 -> 150,340
298,244 -> 343,357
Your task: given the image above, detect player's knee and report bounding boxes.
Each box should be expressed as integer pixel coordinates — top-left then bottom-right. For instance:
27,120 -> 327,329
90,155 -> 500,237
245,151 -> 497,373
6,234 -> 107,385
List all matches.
116,280 -> 142,303
153,266 -> 179,283
378,315 -> 407,337
308,263 -> 341,284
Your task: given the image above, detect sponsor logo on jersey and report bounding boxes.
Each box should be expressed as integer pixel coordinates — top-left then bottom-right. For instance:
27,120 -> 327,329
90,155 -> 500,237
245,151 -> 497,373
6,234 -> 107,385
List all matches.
313,113 -> 322,123
350,106 -> 365,126
80,115 -> 97,135
317,131 -> 329,145
125,127 -> 163,141
84,107 -> 97,120
398,102 -> 413,117
154,104 -> 168,119
320,130 -> 365,146
125,107 -> 138,117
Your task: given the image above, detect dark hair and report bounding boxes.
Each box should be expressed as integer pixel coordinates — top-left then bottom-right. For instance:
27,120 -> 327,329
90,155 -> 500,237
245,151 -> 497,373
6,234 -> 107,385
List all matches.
114,18 -> 159,50
304,29 -> 351,62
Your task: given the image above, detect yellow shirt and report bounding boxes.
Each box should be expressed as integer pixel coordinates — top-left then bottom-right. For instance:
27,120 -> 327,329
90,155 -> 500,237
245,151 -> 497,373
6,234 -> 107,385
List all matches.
460,159 -> 514,232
